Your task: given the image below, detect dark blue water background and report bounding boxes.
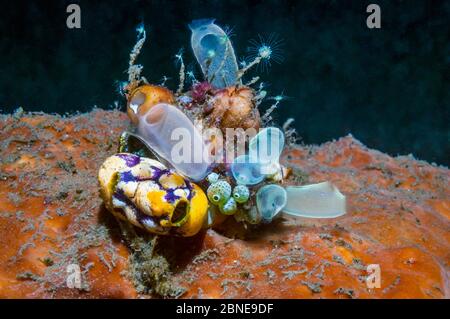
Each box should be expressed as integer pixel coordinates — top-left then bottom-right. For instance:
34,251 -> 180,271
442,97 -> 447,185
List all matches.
0,0 -> 448,165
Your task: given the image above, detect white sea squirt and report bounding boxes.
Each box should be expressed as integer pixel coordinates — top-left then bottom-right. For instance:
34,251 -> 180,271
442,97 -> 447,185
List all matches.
248,127 -> 285,175
283,182 -> 346,218
189,19 -> 239,88
256,184 -> 287,223
231,154 -> 265,185
137,103 -> 211,181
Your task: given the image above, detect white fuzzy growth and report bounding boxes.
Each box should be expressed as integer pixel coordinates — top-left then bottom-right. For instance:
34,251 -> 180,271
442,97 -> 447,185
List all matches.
175,51 -> 186,95
261,100 -> 280,125
283,118 -> 298,146
126,25 -> 147,93
245,76 -> 260,86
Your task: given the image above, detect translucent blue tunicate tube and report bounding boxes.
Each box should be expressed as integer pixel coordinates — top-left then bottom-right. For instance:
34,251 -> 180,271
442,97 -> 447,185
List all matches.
189,19 -> 240,88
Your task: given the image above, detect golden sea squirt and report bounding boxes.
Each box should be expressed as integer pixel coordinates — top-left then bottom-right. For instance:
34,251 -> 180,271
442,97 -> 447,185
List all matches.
98,153 -> 208,237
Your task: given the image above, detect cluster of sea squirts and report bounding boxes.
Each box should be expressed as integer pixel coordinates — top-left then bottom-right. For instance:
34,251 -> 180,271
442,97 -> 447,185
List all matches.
98,19 -> 347,237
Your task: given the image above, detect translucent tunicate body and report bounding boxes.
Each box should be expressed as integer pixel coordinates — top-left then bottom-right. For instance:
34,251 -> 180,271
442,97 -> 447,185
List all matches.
249,127 -> 285,175
283,182 -> 346,218
231,154 -> 265,185
207,172 -> 219,184
189,19 -> 239,88
137,103 -> 210,181
256,184 -> 287,223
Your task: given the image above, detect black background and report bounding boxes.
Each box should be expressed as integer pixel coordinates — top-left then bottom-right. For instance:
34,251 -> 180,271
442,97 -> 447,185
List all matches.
0,299 -> 443,316
0,0 -> 448,165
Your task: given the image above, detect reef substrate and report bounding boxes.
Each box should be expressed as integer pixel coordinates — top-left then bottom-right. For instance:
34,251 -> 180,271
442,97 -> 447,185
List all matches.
0,109 -> 448,298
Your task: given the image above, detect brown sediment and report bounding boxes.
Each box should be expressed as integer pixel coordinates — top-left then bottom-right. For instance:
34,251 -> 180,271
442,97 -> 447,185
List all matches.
0,109 -> 448,298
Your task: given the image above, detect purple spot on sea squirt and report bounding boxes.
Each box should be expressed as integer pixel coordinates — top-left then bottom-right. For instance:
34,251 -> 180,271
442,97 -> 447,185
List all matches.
117,153 -> 141,167
185,179 -> 194,200
120,171 -> 137,183
113,190 -> 161,230
150,166 -> 170,181
164,190 -> 181,203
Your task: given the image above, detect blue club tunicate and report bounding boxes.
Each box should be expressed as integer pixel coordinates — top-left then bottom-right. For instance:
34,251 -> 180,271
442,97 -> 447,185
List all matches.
231,155 -> 265,185
189,19 -> 239,88
249,127 -> 285,175
207,172 -> 220,184
256,184 -> 287,223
